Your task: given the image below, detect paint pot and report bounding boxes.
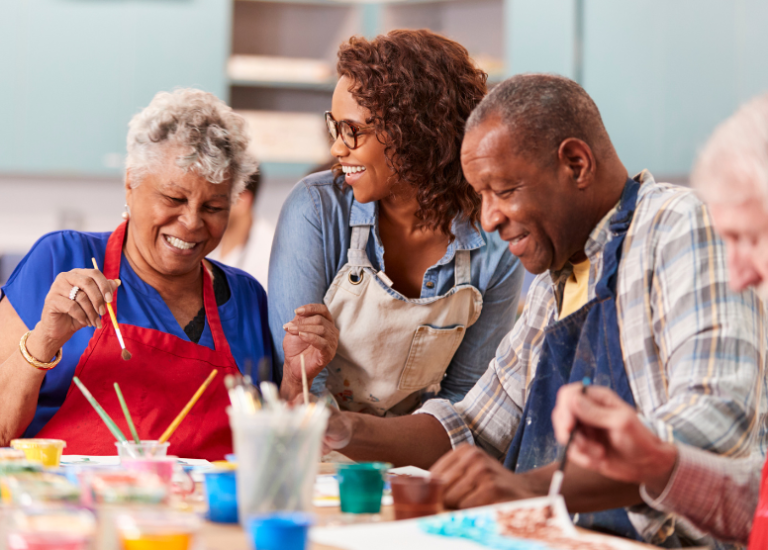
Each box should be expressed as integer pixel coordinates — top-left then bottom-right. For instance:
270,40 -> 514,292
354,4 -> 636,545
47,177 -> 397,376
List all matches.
115,441 -> 169,459
115,510 -> 199,550
7,532 -> 90,550
203,470 -> 238,523
10,439 -> 66,468
120,457 -> 176,486
0,448 -> 27,462
390,476 -> 445,520
6,506 -> 95,550
335,462 -> 391,514
246,512 -> 313,550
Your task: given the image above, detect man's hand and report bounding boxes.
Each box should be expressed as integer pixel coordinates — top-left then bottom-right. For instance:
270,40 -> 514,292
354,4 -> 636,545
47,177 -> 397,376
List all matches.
430,445 -> 536,509
552,383 -> 678,497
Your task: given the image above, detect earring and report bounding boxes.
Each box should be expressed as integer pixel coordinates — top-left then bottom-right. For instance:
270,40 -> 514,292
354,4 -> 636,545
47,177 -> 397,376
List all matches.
122,204 -> 130,220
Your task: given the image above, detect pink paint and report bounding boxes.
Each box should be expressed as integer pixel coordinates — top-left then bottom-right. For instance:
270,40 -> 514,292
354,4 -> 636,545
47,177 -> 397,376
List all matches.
7,532 -> 90,550
120,456 -> 176,485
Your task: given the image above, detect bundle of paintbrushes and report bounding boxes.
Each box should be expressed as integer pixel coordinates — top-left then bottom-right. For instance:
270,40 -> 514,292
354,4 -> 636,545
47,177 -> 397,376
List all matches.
227,356 -> 330,516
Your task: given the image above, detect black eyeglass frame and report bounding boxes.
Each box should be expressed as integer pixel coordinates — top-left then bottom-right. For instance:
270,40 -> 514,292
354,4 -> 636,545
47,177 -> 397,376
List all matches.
324,111 -> 373,150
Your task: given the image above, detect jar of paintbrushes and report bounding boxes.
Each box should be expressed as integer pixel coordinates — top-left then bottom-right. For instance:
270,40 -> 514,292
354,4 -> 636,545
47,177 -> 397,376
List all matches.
228,401 -> 329,519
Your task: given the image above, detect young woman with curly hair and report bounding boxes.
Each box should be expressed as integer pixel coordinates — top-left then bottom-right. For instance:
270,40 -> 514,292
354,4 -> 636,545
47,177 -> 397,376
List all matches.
269,29 -> 524,416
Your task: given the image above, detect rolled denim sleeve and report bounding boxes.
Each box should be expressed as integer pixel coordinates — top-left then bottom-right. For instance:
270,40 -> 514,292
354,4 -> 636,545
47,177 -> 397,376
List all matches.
436,249 -> 524,404
268,178 -> 343,391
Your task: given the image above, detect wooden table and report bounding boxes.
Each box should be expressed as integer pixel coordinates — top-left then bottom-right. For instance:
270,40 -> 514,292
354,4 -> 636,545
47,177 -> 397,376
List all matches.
200,504 -> 391,550
198,463 -> 658,550
199,504 -> 666,550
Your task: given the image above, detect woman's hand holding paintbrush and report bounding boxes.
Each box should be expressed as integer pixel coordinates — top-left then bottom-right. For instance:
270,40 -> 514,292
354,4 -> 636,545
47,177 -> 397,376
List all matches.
24,264 -> 122,363
91,258 -> 131,360
280,303 -> 339,401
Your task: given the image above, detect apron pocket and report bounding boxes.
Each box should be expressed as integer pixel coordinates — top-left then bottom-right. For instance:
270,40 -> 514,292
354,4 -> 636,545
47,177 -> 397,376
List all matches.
398,325 -> 465,393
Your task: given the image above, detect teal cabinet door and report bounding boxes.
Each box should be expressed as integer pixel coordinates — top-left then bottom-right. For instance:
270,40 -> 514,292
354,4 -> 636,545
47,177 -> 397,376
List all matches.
583,0 -> 768,176
0,0 -> 230,176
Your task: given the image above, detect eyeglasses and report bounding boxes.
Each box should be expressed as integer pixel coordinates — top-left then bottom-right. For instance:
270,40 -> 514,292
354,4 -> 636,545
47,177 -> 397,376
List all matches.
324,111 -> 372,150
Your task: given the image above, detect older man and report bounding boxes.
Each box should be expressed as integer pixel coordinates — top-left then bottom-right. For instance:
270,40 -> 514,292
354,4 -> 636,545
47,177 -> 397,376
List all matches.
322,75 -> 767,547
551,95 -> 768,547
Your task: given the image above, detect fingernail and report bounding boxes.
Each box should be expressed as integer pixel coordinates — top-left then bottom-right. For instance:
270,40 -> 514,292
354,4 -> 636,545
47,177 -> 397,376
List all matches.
100,306 -> 106,316
299,332 -> 306,337
96,318 -> 103,329
105,292 -> 112,303
114,279 -> 121,287
295,307 -> 305,315
284,322 -> 296,331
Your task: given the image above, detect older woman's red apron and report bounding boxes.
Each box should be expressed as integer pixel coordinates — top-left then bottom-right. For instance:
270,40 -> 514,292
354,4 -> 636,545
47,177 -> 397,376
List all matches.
35,222 -> 239,461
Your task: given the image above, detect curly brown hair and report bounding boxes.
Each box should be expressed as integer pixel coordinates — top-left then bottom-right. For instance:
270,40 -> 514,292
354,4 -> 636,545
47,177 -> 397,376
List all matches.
335,29 -> 487,238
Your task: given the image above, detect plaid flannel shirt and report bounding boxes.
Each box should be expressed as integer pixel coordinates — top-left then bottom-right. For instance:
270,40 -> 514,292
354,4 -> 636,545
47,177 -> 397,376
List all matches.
641,443 -> 762,545
417,171 -> 768,545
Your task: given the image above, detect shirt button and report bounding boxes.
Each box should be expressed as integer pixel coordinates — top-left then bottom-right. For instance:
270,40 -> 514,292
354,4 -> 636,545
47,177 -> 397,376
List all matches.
426,281 -> 435,289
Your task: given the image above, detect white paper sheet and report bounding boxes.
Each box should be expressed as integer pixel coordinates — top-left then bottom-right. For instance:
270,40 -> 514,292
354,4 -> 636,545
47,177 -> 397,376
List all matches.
311,497 -> 583,550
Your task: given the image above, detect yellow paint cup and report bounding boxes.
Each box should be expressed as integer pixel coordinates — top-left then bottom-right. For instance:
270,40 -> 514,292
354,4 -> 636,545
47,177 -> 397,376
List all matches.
10,439 -> 67,468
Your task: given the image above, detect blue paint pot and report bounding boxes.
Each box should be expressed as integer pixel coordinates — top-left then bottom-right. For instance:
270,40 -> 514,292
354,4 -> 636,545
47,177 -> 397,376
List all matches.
246,512 -> 314,550
203,470 -> 238,523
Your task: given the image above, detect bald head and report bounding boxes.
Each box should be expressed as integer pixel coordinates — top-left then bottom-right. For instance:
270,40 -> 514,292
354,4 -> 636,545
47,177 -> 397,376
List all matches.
467,74 -> 613,168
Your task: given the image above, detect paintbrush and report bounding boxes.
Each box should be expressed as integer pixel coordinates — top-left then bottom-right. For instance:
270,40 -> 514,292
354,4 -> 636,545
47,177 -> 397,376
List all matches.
91,257 -> 131,361
72,376 -> 128,443
114,382 -> 141,445
548,377 -> 591,499
300,353 -> 309,405
159,369 -> 218,444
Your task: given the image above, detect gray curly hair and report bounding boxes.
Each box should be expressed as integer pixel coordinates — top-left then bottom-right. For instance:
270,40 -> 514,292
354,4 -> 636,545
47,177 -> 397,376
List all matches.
126,88 -> 258,197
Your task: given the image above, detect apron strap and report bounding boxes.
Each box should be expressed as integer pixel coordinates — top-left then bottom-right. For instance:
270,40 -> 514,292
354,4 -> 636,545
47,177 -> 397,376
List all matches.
454,249 -> 471,285
347,225 -> 374,269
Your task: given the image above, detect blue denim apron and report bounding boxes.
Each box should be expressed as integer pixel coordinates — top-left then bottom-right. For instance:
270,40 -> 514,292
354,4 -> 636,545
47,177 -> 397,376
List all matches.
503,178 -> 644,541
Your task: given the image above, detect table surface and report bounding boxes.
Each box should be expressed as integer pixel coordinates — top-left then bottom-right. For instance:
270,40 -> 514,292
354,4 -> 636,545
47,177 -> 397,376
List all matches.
200,504 -> 392,550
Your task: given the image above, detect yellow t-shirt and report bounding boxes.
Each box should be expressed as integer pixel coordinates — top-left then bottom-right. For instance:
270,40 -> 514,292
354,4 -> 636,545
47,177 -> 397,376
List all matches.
560,259 -> 591,318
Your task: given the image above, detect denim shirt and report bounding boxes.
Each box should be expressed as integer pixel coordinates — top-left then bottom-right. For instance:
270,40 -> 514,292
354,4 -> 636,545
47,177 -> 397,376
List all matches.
268,170 -> 524,404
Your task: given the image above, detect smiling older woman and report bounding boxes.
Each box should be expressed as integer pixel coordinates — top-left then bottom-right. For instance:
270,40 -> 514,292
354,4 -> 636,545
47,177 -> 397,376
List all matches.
0,89 -> 274,460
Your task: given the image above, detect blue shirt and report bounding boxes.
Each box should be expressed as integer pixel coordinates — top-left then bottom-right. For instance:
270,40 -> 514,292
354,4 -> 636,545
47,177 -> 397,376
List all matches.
268,170 -> 524,404
2,229 -> 272,437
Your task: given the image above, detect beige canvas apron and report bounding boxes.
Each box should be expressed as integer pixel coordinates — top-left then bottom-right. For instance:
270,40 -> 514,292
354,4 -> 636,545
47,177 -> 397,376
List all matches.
323,224 -> 483,416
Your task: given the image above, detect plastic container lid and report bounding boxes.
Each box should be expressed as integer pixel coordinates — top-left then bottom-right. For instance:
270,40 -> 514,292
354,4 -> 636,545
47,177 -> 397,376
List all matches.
10,439 -> 66,449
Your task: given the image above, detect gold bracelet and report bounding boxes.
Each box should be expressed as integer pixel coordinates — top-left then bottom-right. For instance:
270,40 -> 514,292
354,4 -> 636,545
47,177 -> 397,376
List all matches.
19,331 -> 62,370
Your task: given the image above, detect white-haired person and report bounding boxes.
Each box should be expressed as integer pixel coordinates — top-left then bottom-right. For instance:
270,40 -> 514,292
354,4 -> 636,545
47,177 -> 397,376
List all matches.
0,89 -> 298,461
552,93 -> 768,549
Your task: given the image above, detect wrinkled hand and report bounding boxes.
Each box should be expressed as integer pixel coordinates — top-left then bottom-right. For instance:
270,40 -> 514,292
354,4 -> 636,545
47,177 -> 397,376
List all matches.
288,393 -> 353,455
551,384 -> 677,493
430,445 -> 532,509
34,268 -> 121,352
282,304 -> 339,399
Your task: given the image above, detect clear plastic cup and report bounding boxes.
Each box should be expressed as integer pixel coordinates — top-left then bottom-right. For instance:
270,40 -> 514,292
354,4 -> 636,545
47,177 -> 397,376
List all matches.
229,405 -> 329,519
6,506 -> 95,550
120,457 -> 176,485
115,441 -> 169,459
0,448 -> 27,463
336,462 -> 391,514
115,509 -> 200,550
10,439 -> 66,468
